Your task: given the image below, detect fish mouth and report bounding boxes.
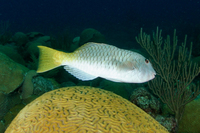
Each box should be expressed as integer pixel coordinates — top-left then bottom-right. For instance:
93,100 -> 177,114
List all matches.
152,72 -> 156,79
152,74 -> 155,79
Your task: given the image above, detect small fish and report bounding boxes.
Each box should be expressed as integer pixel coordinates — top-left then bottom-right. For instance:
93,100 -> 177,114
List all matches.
37,42 -> 156,83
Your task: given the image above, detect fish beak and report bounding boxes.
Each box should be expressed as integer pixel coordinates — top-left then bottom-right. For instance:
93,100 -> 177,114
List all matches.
152,72 -> 156,79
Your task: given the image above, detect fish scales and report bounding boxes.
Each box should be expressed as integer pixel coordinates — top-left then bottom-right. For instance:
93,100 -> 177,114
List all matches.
37,42 -> 156,83
72,45 -> 125,75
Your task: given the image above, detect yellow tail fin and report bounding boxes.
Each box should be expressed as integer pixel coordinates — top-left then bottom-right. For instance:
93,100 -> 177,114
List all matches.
37,46 -> 66,73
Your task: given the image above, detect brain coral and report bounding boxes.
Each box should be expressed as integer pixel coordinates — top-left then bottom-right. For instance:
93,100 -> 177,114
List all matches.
5,86 -> 169,133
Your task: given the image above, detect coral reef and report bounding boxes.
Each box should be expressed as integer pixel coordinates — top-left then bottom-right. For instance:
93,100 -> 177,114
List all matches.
161,104 -> 175,116
24,35 -> 51,59
155,115 -> 176,133
130,87 -> 161,116
0,21 -> 12,45
0,52 -> 28,94
0,91 -> 8,120
5,86 -> 169,133
79,28 -> 106,46
192,56 -> 200,67
69,36 -> 80,51
47,78 -> 61,89
136,27 -> 200,128
26,32 -> 44,41
12,32 -> 28,46
49,31 -> 72,51
0,45 -> 26,65
20,70 -> 37,99
0,121 -> 5,133
130,87 -> 177,132
26,42 -> 41,57
0,90 -> 21,121
33,36 -> 51,45
178,98 -> 200,132
2,28 -> 198,133
61,81 -> 76,87
3,103 -> 25,128
32,76 -> 54,95
20,72 -> 57,100
100,80 -> 133,100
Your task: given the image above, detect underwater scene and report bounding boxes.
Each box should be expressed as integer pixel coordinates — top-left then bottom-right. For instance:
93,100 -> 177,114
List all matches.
0,0 -> 200,133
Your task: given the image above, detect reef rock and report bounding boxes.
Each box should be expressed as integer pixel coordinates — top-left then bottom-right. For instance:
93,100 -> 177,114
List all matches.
0,120 -> 5,133
12,32 -> 28,46
178,98 -> 200,133
0,52 -> 28,94
0,45 -> 26,65
79,28 -> 106,46
20,70 -> 37,99
26,32 -> 44,41
0,91 -> 8,120
130,87 -> 161,116
32,76 -> 54,96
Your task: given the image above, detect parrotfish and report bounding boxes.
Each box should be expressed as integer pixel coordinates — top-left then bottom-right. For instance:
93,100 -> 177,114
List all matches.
37,42 -> 156,83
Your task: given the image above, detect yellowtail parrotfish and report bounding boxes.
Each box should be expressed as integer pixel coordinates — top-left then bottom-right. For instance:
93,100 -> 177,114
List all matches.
37,42 -> 156,83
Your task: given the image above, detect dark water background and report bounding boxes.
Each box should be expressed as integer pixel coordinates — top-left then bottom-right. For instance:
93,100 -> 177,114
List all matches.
0,0 -> 200,48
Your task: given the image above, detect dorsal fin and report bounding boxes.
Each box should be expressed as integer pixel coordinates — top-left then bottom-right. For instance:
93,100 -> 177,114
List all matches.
75,42 -> 106,51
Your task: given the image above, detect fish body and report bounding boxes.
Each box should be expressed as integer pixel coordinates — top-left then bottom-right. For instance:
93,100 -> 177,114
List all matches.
37,42 -> 156,83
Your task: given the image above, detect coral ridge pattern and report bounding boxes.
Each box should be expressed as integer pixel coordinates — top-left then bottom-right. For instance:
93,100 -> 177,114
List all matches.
6,86 -> 168,133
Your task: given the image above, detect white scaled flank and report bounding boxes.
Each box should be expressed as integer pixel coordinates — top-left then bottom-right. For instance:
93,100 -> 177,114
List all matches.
63,42 -> 156,83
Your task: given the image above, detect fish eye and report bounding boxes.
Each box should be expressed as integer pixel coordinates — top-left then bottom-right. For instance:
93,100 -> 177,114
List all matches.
145,59 -> 149,64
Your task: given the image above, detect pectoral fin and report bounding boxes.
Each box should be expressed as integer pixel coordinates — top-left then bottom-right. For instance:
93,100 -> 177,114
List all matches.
117,61 -> 136,71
